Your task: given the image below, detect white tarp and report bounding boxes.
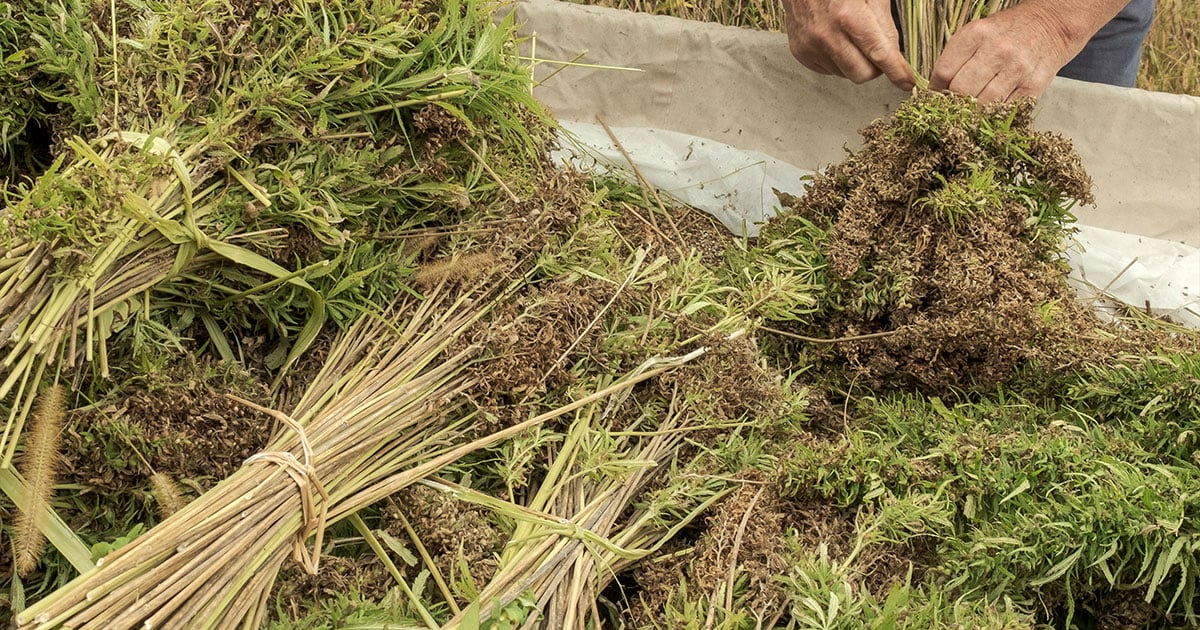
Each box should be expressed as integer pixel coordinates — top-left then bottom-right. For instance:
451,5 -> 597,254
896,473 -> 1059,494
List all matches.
516,0 -> 1200,326
552,121 -> 813,236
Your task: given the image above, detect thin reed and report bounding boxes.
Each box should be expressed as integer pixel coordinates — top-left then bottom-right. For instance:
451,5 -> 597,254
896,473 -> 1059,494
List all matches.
894,0 -> 1020,81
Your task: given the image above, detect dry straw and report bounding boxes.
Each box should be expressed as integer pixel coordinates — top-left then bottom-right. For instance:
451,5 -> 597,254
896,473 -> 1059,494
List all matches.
444,379 -> 736,628
17,285 -> 707,628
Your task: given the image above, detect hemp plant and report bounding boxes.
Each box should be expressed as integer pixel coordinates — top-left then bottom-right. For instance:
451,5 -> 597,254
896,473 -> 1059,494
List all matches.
756,90 -> 1095,393
894,0 -> 1021,80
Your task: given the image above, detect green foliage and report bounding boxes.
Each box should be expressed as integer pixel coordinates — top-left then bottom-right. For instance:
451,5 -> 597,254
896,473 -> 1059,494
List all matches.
725,216 -> 826,323
0,0 -> 103,180
89,524 -> 147,564
781,353 -> 1200,624
1069,353 -> 1200,424
265,585 -> 425,629
651,523 -> 1034,630
886,91 -> 1086,250
655,579 -> 755,630
781,562 -> 1035,630
915,167 -> 1003,230
482,592 -> 540,629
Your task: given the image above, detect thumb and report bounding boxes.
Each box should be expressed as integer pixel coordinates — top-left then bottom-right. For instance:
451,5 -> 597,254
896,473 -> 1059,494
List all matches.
875,47 -> 918,91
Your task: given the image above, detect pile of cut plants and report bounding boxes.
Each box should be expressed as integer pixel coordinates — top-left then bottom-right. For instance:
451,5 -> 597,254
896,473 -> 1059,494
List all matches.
1,0 -> 1198,628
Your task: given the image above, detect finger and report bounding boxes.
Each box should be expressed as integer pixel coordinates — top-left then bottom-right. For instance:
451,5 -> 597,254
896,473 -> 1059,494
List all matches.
950,63 -> 1002,100
826,38 -> 882,84
934,41 -> 1003,99
1010,68 -> 1057,100
784,12 -> 839,77
804,52 -> 839,76
929,36 -> 977,91
797,54 -> 838,76
847,21 -> 915,90
976,72 -> 1016,103
1010,82 -> 1042,100
868,46 -> 916,91
785,30 -> 845,77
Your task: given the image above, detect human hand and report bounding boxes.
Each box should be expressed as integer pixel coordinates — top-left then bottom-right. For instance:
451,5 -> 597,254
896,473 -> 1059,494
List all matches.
929,2 -> 1100,102
782,0 -> 916,91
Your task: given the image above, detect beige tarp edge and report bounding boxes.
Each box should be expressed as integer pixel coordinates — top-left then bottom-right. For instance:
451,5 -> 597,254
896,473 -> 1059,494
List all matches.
514,0 -> 1200,247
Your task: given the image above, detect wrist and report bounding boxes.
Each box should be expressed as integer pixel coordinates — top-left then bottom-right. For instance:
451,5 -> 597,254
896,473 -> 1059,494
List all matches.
1008,0 -> 1129,58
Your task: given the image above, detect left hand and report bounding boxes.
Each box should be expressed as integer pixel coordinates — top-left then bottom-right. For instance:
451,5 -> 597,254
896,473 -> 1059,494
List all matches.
929,3 -> 1079,102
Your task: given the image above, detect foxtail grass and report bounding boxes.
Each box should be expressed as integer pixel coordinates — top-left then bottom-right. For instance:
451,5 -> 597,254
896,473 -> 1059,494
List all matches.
11,383 -> 65,576
0,466 -> 94,574
412,250 -> 509,290
149,472 -> 187,519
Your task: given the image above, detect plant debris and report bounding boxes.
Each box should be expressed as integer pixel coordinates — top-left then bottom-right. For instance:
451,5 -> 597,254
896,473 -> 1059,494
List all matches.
1,0 -> 1198,628
762,90 -> 1183,393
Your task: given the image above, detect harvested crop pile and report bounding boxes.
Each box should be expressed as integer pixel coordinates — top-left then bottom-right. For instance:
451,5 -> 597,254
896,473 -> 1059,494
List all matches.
0,0 -> 557,464
1,0 -> 1198,628
757,90 -> 1173,393
0,0 -> 590,621
698,90 -> 1200,628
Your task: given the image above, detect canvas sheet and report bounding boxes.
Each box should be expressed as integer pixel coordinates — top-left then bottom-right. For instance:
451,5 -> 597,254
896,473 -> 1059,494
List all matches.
516,0 -> 1199,326
513,0 -> 1199,246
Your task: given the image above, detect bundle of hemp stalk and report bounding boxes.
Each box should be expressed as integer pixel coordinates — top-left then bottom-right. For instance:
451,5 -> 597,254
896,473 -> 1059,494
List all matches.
15,292 -> 482,628
0,131 -> 327,467
894,0 -> 1020,79
15,286 -> 708,627
408,230 -> 785,627
441,383 -> 735,628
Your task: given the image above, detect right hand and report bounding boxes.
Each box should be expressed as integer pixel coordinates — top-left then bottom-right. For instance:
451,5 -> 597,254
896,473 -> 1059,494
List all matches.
782,0 -> 916,90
